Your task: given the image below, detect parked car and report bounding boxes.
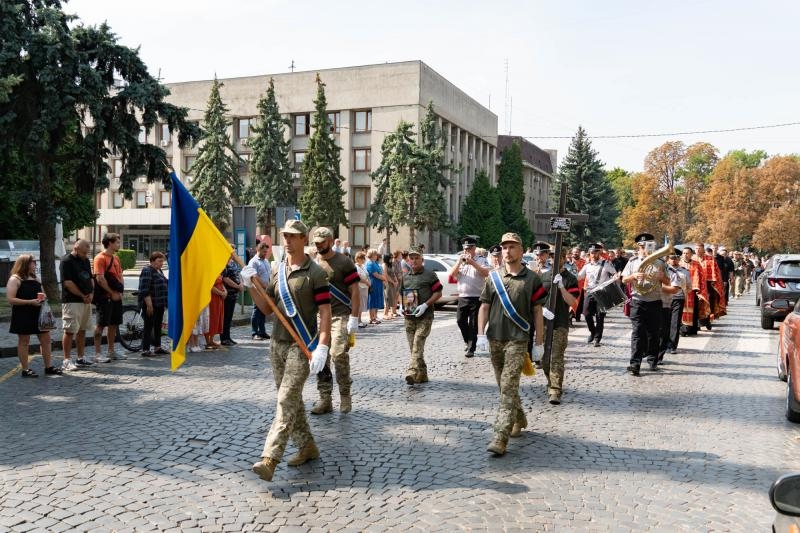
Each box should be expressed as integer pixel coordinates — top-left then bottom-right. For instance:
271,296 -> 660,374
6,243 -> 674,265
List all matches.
758,254 -> 800,329
422,254 -> 459,306
770,473 -> 800,530
775,299 -> 800,422
757,254 -> 786,306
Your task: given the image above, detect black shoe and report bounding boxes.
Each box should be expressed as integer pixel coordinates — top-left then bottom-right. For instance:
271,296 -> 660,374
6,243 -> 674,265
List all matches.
44,366 -> 63,376
75,358 -> 93,366
465,351 -> 475,358
626,364 -> 640,376
21,368 -> 39,378
220,339 -> 236,346
649,361 -> 659,371
534,360 -> 543,369
587,335 -> 594,344
594,340 -> 601,347
706,324 -> 712,331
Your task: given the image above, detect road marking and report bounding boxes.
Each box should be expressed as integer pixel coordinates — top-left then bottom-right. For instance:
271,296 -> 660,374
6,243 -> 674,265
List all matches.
0,354 -> 40,384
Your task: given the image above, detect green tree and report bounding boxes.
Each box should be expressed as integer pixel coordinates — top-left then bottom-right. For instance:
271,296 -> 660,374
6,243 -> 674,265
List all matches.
497,142 -> 532,245
728,148 -> 768,169
557,126 -> 619,247
243,78 -> 294,233
415,101 -> 455,244
0,0 -> 200,297
298,74 -> 348,230
190,77 -> 244,234
458,170 -> 503,247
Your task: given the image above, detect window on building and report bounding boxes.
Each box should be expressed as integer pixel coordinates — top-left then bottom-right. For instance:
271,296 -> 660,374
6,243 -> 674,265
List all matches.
113,159 -> 123,178
352,187 -> 370,210
238,117 -> 253,140
354,148 -> 371,171
160,191 -> 171,208
294,114 -> 309,136
112,193 -> 123,209
293,151 -> 306,169
351,225 -> 366,248
135,191 -> 147,208
138,126 -> 148,144
184,155 -> 196,173
327,112 -> 341,133
239,153 -> 250,174
354,110 -> 372,132
160,123 -> 170,145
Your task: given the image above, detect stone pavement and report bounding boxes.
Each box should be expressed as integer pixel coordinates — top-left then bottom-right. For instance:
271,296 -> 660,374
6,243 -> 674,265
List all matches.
0,294 -> 797,531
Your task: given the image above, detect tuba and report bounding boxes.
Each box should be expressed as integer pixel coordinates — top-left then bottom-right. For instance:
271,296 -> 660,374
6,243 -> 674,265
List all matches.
632,240 -> 671,296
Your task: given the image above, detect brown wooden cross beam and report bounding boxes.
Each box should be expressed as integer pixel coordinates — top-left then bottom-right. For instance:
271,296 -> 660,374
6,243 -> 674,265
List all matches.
534,182 -> 589,364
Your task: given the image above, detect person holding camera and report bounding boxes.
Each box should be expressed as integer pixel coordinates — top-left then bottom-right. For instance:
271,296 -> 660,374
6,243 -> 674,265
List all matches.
448,236 -> 490,358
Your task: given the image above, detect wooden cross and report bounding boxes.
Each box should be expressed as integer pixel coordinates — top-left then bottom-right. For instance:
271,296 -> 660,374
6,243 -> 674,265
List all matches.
534,181 -> 589,363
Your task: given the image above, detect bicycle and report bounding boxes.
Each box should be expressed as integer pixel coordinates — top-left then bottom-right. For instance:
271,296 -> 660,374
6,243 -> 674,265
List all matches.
119,299 -> 171,353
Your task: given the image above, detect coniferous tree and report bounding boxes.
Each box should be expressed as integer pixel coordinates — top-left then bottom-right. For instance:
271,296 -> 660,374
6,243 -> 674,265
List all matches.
415,101 -> 456,244
557,126 -> 619,246
458,170 -> 503,247
497,142 -> 533,245
244,78 -> 294,233
0,0 -> 200,297
191,77 -> 244,234
298,74 -> 348,230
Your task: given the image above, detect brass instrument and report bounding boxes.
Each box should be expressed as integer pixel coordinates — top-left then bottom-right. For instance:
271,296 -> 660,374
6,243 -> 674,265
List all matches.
632,241 -> 671,296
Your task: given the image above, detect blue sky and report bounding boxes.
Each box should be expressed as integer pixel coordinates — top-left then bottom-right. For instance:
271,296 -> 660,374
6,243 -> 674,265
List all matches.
68,0 -> 799,171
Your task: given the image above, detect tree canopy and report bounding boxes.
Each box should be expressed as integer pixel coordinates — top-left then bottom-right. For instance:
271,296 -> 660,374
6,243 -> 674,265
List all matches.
457,170 -> 503,248
497,142 -> 533,246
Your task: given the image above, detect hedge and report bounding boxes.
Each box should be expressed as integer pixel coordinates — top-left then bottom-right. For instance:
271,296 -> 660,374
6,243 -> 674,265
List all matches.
117,249 -> 136,270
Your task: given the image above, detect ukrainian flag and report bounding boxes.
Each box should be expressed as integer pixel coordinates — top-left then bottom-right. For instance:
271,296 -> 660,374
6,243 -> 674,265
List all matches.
167,172 -> 232,371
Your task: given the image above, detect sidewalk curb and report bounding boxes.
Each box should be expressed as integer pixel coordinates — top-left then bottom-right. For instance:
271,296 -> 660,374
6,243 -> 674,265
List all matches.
0,316 -> 252,358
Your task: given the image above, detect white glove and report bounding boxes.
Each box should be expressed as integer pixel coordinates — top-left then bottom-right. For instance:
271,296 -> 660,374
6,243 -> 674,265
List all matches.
412,302 -> 429,317
347,316 -> 359,335
552,274 -> 563,288
476,335 -> 489,352
542,307 -> 555,321
240,265 -> 257,288
309,345 -> 329,374
531,343 -> 543,362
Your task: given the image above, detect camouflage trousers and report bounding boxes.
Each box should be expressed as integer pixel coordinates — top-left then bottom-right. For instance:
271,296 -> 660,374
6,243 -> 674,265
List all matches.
489,339 -> 528,441
405,315 -> 433,376
542,327 -> 568,395
316,315 -> 352,398
261,340 -> 313,461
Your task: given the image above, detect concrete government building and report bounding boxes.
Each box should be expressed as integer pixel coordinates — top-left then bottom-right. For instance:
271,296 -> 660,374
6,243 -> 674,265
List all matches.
81,61 -> 554,258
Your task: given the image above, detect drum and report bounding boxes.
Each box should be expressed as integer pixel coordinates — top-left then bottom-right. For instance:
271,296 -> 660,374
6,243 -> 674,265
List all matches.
589,278 -> 627,313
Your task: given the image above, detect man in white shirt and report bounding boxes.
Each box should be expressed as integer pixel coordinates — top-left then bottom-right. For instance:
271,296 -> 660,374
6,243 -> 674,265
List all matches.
447,236 -> 490,358
578,243 -> 618,347
247,241 -> 272,340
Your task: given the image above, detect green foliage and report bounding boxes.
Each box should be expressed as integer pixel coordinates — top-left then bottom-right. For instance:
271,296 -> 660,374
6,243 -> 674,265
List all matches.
414,102 -> 456,241
190,77 -> 244,234
117,249 -> 136,270
557,126 -> 620,247
458,170 -> 503,247
497,142 -> 533,246
607,167 -> 634,215
298,75 -> 348,230
0,0 -> 200,296
727,149 -> 768,169
244,78 -> 294,232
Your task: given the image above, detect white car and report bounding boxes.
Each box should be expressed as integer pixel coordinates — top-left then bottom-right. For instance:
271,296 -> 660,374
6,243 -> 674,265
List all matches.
422,254 -> 459,306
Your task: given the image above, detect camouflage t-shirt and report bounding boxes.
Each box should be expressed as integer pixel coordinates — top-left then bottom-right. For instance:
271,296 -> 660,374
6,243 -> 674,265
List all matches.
266,256 -> 330,343
480,266 -> 547,342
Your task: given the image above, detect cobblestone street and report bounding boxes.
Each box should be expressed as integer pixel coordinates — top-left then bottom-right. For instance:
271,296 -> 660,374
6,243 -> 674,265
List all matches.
0,293 -> 797,531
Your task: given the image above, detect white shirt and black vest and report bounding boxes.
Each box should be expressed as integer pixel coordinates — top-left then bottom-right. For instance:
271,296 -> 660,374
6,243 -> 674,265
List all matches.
579,260 -> 617,291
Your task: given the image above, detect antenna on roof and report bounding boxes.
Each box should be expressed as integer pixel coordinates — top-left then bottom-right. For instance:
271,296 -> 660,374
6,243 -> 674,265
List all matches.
504,59 -> 511,134
289,60 -> 296,73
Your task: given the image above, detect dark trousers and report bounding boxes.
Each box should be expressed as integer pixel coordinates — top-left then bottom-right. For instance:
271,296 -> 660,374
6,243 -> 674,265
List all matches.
682,290 -> 700,335
724,281 -> 731,305
221,296 -> 237,341
251,306 -> 267,336
456,297 -> 481,352
657,306 -> 671,360
701,282 -> 717,326
668,298 -> 685,351
582,292 -> 606,342
629,299 -> 662,366
142,306 -> 165,352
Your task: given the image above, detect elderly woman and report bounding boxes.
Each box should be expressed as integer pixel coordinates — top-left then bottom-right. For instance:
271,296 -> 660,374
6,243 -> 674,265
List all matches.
365,249 -> 386,324
137,251 -> 168,356
6,255 -> 61,377
354,251 -> 371,327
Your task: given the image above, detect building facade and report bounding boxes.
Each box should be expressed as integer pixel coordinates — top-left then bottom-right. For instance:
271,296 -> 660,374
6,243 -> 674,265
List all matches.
497,135 -> 557,244
81,61 -> 498,257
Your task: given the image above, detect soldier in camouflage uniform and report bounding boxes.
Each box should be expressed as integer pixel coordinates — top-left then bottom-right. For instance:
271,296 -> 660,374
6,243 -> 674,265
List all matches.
309,227 -> 361,414
247,219 -> 332,482
476,233 -> 547,456
399,245 -> 443,384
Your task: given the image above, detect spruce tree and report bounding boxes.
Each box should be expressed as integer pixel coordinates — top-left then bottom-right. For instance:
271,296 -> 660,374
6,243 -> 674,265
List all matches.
244,78 -> 294,233
557,126 -> 619,246
415,101 -> 455,244
298,74 -> 348,230
458,170 -> 503,247
191,77 -> 244,234
497,141 -> 533,245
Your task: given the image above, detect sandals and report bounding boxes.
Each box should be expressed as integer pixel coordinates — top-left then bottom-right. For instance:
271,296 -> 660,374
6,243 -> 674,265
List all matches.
44,366 -> 63,376
21,368 -> 39,378
369,319 -> 382,325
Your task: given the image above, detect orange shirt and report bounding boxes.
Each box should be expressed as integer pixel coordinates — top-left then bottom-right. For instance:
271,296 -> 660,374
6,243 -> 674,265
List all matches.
93,252 -> 123,294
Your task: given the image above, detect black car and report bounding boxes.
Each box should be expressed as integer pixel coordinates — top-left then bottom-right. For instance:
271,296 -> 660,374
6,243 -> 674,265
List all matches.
759,254 -> 800,330
770,473 -> 800,531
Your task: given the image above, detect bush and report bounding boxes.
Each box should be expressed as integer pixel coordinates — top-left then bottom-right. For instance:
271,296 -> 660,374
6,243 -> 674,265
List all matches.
117,249 -> 136,270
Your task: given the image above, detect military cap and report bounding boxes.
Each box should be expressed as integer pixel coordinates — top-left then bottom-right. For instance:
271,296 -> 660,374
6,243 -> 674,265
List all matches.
489,244 -> 502,256
532,241 -> 551,254
588,243 -> 604,252
408,245 -> 424,256
282,219 -> 309,235
461,235 -> 478,247
634,233 -> 655,245
312,226 -> 334,243
500,232 -> 522,245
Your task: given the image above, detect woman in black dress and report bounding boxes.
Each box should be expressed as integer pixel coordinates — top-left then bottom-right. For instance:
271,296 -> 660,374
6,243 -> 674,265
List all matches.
6,254 -> 62,377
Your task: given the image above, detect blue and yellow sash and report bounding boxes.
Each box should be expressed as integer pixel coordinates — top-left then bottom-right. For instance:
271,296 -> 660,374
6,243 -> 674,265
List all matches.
489,270 -> 531,332
278,262 -> 319,351
328,283 -> 351,308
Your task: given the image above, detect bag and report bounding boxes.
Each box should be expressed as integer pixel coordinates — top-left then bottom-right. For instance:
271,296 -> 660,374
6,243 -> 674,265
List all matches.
38,301 -> 57,331
93,254 -> 123,305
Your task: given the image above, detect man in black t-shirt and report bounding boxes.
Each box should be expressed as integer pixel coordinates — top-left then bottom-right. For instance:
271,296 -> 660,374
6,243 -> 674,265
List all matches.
59,240 -> 95,369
